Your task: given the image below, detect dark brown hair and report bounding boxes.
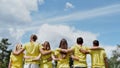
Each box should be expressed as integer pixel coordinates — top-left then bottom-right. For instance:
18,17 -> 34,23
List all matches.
31,34 -> 37,41
77,37 -> 83,44
59,38 -> 68,59
93,40 -> 99,46
43,41 -> 51,50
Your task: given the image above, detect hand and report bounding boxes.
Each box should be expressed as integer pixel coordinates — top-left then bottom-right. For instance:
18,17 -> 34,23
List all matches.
79,49 -> 86,54
71,55 -> 79,61
47,57 -> 52,61
73,57 -> 79,61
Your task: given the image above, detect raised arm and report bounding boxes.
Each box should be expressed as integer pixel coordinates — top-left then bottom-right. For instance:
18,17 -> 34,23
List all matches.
40,48 -> 52,55
79,48 -> 89,54
12,48 -> 24,55
58,48 -> 73,53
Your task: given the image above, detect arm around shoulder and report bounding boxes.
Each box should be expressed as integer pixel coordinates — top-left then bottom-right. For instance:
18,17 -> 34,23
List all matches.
12,48 -> 24,55
40,48 -> 52,55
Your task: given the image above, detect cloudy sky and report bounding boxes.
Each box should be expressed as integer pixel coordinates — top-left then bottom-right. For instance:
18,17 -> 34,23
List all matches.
0,0 -> 120,63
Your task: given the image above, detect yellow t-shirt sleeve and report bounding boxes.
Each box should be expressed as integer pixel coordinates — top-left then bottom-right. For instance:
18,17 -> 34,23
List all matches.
103,50 -> 107,58
23,43 -> 27,49
54,50 -> 59,56
85,46 -> 91,53
39,43 -> 43,49
71,45 -> 75,51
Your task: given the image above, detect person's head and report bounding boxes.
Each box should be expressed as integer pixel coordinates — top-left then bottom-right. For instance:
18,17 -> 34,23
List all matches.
59,38 -> 68,49
43,41 -> 51,50
93,40 -> 99,46
30,34 -> 37,42
77,37 -> 83,45
15,43 -> 22,51
59,38 -> 68,58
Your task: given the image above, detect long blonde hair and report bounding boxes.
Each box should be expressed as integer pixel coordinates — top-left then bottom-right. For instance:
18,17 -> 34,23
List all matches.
15,43 -> 22,51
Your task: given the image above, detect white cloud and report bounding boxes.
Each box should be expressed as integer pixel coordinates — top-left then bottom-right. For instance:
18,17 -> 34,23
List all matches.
101,45 -> 116,58
0,28 -> 26,50
0,0 -> 44,27
36,24 -> 115,67
65,2 -> 74,10
36,24 -> 98,49
8,28 -> 25,41
38,0 -> 45,5
35,4 -> 120,24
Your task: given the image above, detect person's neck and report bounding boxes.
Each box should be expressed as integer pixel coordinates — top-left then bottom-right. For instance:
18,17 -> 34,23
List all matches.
30,40 -> 34,42
93,46 -> 99,47
78,44 -> 82,46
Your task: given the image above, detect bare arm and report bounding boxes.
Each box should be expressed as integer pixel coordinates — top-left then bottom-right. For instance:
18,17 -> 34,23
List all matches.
24,55 -> 32,59
40,48 -> 52,55
59,48 -> 73,53
8,59 -> 12,68
52,55 -> 60,61
32,54 -> 41,61
12,48 -> 24,55
79,49 -> 89,54
71,55 -> 79,61
104,57 -> 108,68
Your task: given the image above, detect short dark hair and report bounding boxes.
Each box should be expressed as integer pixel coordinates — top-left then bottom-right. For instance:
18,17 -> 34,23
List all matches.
93,40 -> 99,46
77,37 -> 83,44
31,34 -> 37,41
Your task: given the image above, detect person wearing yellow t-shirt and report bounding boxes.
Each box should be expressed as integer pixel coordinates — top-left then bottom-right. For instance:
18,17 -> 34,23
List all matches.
8,43 -> 24,68
12,34 -> 52,68
54,38 -> 71,68
90,40 -> 108,68
71,37 -> 89,68
58,37 -> 89,68
39,41 -> 53,68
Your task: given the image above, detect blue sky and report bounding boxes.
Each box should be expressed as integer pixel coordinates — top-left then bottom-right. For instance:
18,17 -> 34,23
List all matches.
0,0 -> 120,67
0,0 -> 120,59
31,0 -> 120,45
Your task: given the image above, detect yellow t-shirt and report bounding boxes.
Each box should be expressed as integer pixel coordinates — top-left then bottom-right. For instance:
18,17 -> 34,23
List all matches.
23,42 -> 42,64
90,48 -> 107,68
40,50 -> 53,68
10,53 -> 24,68
55,48 -> 70,68
71,44 -> 89,67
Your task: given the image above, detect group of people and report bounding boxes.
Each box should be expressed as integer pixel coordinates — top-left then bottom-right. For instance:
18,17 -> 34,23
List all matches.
8,34 -> 108,68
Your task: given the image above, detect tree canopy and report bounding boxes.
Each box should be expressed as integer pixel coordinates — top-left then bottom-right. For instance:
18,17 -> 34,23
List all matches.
0,38 -> 12,68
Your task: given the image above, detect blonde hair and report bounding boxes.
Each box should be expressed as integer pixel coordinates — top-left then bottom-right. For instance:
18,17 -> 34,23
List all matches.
15,43 -> 22,51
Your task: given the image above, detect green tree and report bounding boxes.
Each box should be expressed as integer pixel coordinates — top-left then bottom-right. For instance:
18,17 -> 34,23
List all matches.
0,38 -> 12,68
108,45 -> 120,68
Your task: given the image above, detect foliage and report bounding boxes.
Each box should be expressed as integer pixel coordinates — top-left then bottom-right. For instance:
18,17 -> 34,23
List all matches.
108,45 -> 120,68
0,38 -> 12,68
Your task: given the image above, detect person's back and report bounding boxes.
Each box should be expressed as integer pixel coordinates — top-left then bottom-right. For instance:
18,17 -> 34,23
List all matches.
9,43 -> 24,68
90,40 -> 108,68
23,34 -> 42,68
71,37 -> 89,68
90,48 -> 106,68
55,48 -> 70,68
23,42 -> 40,64
40,41 -> 53,68
55,39 -> 70,68
71,44 -> 89,67
10,52 -> 24,68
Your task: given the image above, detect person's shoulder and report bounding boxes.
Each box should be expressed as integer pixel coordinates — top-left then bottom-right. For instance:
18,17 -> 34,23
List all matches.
24,42 -> 30,45
83,45 -> 89,48
71,44 -> 77,48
